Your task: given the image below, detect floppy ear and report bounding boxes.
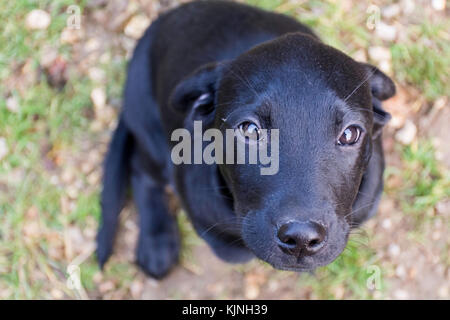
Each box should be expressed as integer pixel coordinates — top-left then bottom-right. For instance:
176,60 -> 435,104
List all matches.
371,97 -> 391,139
364,63 -> 396,100
169,62 -> 225,120
363,63 -> 395,138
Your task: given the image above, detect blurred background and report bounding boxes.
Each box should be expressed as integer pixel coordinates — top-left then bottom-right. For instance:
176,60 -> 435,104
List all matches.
0,0 -> 449,299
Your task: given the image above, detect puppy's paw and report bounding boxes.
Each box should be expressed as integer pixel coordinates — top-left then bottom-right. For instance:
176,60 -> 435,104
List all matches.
136,227 -> 180,279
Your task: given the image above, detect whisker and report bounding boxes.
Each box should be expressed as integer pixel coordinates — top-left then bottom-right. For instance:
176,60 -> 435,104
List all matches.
343,68 -> 376,102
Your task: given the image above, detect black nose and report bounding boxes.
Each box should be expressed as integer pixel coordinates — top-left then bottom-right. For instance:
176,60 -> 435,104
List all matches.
277,221 -> 327,257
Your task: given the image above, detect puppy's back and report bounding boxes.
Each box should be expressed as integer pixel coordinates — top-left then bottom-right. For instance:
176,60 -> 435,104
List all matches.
151,0 -> 317,103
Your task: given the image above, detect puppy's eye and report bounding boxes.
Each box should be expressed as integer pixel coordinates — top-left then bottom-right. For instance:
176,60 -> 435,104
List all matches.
338,125 -> 361,146
238,121 -> 261,141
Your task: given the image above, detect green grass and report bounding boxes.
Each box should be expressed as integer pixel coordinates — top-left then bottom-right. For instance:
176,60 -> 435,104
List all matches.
398,141 -> 450,223
1,0 -> 449,299
391,21 -> 450,100
0,0 -> 98,299
248,0 -> 372,52
297,236 -> 383,299
0,1 -> 88,67
248,0 -> 450,100
69,192 -> 101,225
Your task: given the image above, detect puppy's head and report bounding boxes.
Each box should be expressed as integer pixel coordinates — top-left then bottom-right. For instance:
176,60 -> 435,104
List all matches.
170,33 -> 395,271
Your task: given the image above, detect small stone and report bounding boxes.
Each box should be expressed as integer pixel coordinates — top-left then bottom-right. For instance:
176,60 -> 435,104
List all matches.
91,87 -> 106,109
432,0 -> 446,11
50,288 -> 64,299
61,167 -> 76,184
124,15 -> 150,39
83,225 -> 96,239
244,271 -> 266,299
130,280 -> 144,299
244,284 -> 259,299
352,49 -> 367,62
121,36 -> 136,59
207,283 -> 224,295
26,206 -> 39,219
401,0 -> 415,14
85,38 -> 101,52
99,281 -> 115,293
0,288 -> 12,299
375,22 -> 397,41
99,52 -> 111,64
432,231 -> 441,241
93,272 -> 103,284
146,278 -> 159,288
333,285 -> 345,299
25,9 -> 51,30
45,56 -> 68,89
67,227 -> 84,248
50,175 -> 59,185
395,265 -> 406,279
378,59 -> 392,74
87,171 -> 101,185
4,168 -> 25,186
40,47 -> 59,68
88,67 -> 106,83
66,185 -> 79,199
60,27 -> 84,45
388,243 -> 401,257
393,289 -> 409,299
90,120 -> 103,132
408,267 -> 417,279
438,286 -> 449,298
97,105 -> 116,124
81,160 -> 95,174
381,218 -> 392,230
0,137 -> 8,161
433,96 -> 447,110
433,218 -> 443,228
368,46 -> 391,62
48,241 -> 64,260
382,4 -> 401,19
373,291 -> 383,299
395,120 -> 417,145
435,200 -> 450,216
23,220 -> 40,240
6,96 -> 20,113
390,115 -> 404,129
267,279 -> 279,292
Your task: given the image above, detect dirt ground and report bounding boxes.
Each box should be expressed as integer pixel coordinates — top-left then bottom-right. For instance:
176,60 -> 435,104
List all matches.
81,0 -> 449,300
0,0 -> 448,300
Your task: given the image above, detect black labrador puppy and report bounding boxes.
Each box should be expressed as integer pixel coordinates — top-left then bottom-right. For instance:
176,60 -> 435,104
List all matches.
97,0 -> 395,278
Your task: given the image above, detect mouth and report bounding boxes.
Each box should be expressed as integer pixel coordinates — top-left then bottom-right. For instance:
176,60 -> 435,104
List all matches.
271,264 -> 317,273
265,247 -> 346,272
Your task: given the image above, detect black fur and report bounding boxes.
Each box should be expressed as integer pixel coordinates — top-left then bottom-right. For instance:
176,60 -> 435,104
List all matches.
97,0 -> 395,278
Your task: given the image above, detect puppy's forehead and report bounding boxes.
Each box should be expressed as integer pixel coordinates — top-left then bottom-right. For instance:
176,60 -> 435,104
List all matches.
219,33 -> 371,110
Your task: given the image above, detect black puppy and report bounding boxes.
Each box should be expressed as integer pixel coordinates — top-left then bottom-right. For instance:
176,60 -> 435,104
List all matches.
97,0 -> 395,278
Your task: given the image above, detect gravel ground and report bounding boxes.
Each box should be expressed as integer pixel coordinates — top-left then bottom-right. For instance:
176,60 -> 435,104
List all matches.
0,0 -> 448,299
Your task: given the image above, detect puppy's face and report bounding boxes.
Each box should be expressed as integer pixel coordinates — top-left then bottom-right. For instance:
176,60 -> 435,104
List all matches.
171,33 -> 394,271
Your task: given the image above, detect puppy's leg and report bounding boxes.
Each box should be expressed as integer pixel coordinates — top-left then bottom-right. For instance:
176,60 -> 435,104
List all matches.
131,151 -> 180,279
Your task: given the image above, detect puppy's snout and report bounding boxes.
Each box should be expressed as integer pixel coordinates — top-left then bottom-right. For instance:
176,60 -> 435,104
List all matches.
277,221 -> 327,257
